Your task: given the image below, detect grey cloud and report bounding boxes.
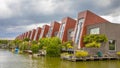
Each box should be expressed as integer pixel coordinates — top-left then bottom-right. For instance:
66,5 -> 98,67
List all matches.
0,0 -> 120,39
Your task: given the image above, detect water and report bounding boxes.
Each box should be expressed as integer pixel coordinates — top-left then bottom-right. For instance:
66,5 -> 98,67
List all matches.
0,49 -> 120,68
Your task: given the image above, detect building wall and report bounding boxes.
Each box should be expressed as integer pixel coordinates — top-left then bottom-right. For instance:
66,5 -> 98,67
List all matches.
51,21 -> 60,37
28,31 -> 32,39
59,17 -> 76,42
30,29 -> 36,40
86,22 -> 120,55
40,25 -> 50,38
35,27 -> 42,41
73,10 -> 110,49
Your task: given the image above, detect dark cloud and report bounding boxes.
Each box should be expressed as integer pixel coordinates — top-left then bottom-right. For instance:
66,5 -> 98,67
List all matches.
0,0 -> 120,39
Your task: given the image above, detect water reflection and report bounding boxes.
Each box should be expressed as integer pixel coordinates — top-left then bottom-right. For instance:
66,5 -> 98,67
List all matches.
0,49 -> 120,68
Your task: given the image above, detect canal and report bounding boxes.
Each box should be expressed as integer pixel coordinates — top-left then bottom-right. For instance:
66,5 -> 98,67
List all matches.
0,49 -> 120,68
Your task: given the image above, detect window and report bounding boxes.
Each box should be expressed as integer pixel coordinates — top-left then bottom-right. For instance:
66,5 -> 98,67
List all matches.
74,18 -> 84,45
67,29 -> 74,41
34,29 -> 38,40
47,26 -> 53,37
58,23 -> 65,39
90,28 -> 100,34
39,27 -> 45,38
109,40 -> 116,51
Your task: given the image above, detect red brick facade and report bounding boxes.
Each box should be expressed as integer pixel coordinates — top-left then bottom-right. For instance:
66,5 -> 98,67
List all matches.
73,10 -> 110,49
58,17 -> 76,42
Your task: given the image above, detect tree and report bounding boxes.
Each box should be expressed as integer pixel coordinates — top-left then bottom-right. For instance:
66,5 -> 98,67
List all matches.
46,37 -> 62,57
23,38 -> 30,42
31,44 -> 39,53
38,37 -> 62,57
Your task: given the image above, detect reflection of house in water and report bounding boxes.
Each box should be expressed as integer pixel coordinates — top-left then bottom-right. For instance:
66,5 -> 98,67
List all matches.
57,17 -> 76,42
47,21 -> 60,37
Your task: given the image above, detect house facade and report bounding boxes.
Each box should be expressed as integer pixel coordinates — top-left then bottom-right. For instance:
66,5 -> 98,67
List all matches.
73,10 -> 109,49
15,10 -> 120,56
85,22 -> 120,55
47,21 -> 60,37
33,27 -> 42,41
30,29 -> 36,40
57,17 -> 76,42
39,25 -> 50,39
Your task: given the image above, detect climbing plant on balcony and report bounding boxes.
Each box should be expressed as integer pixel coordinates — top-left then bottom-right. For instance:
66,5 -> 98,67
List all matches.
83,34 -> 108,48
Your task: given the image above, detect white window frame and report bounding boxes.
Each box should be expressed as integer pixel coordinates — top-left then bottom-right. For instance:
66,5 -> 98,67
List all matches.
58,23 -> 66,40
74,18 -> 84,48
90,27 -> 100,34
109,40 -> 116,51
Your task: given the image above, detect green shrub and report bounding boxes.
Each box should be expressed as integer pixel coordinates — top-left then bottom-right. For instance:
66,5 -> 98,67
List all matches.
75,50 -> 88,57
31,44 -> 39,53
46,37 -> 62,57
83,34 -> 108,48
19,41 -> 29,50
85,41 -> 101,48
38,38 -> 50,49
46,45 -> 61,57
23,38 -> 30,42
116,52 -> 120,56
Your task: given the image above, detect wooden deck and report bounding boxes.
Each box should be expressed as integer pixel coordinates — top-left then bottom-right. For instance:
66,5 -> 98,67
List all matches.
61,56 -> 119,62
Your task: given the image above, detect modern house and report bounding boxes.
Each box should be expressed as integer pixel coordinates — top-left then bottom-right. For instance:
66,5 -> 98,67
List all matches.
73,10 -> 109,49
85,22 -> 120,55
39,25 -> 50,39
33,27 -> 42,41
27,30 -> 32,39
30,29 -> 36,40
25,32 -> 29,38
47,21 -> 60,37
16,10 -> 120,56
57,17 -> 76,42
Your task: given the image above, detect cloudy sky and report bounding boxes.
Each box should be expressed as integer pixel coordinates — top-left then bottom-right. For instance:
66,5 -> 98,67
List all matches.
0,0 -> 120,40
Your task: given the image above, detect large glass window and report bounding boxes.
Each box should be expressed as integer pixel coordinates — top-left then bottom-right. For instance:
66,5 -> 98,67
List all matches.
30,30 -> 33,39
47,26 -> 53,37
34,29 -> 38,40
39,27 -> 45,38
109,40 -> 116,51
74,18 -> 84,45
58,23 -> 65,39
90,28 -> 100,34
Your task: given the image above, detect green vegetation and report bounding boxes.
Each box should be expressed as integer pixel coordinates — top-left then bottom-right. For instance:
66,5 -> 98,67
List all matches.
0,40 -> 9,44
75,50 -> 88,57
83,34 -> 108,48
31,44 -> 39,53
116,52 -> 120,56
7,37 -> 62,57
19,41 -> 29,50
39,37 -> 62,57
61,41 -> 73,50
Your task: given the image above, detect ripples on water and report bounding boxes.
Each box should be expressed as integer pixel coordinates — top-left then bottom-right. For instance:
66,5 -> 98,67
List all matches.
0,49 -> 120,68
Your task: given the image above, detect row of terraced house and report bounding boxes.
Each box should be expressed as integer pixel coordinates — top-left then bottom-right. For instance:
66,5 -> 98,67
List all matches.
16,10 -> 120,55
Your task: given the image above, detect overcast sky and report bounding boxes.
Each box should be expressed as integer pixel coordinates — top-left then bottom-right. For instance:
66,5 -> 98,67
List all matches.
0,0 -> 120,40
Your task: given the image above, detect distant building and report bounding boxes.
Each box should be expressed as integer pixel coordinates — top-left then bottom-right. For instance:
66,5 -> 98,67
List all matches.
47,21 -> 60,37
39,25 -> 50,39
33,27 -> 42,41
30,29 -> 36,40
57,17 -> 76,42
